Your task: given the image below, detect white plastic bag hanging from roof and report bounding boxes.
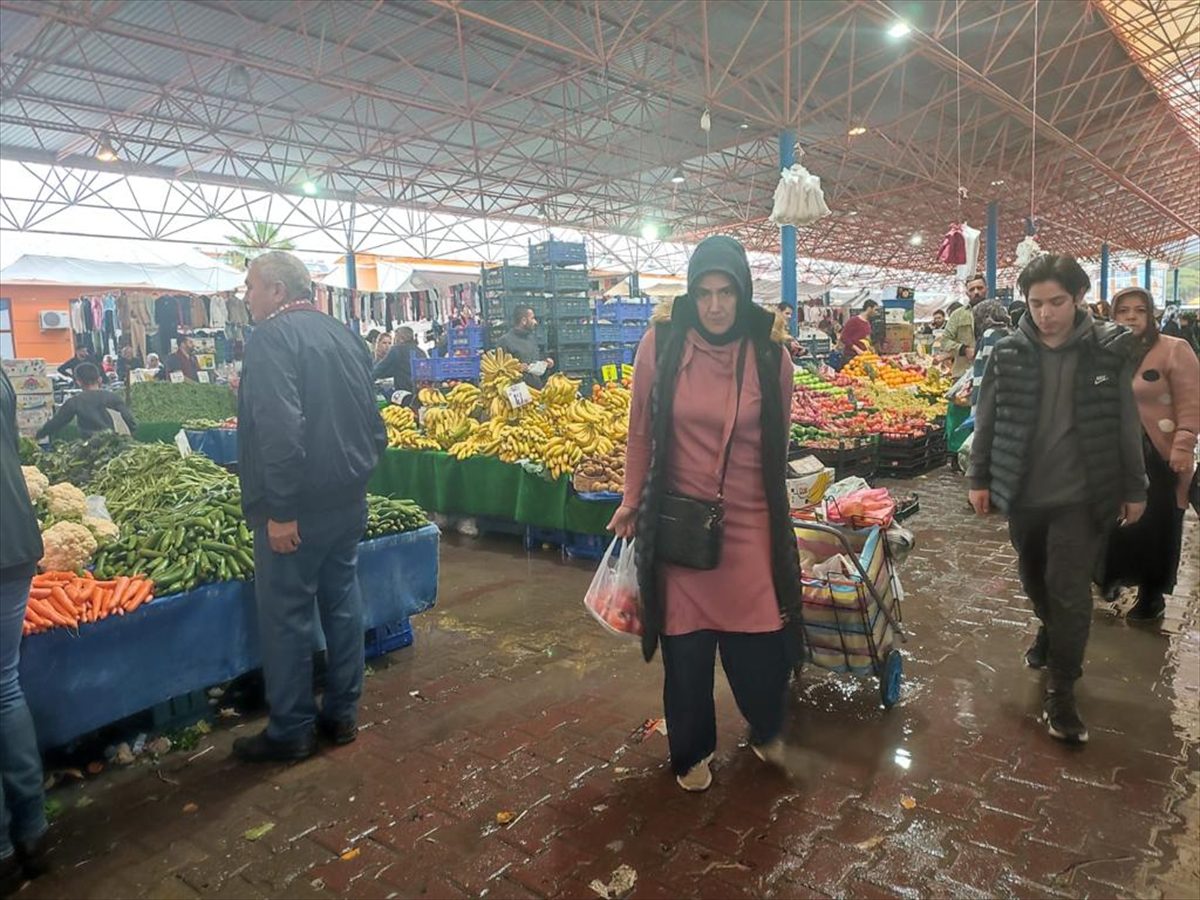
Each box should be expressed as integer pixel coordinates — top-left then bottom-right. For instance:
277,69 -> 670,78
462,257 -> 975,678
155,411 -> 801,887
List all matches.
769,157 -> 831,228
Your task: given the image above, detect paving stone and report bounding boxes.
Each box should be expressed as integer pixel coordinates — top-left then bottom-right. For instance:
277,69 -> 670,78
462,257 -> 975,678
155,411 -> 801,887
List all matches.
15,469 -> 1198,900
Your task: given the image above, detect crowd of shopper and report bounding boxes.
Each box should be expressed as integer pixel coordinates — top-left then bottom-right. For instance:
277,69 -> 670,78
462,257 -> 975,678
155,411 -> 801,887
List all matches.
2,244 -> 1197,894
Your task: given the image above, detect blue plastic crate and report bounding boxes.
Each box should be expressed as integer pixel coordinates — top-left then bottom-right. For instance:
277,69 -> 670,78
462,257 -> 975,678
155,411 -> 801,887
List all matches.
593,323 -> 622,343
501,296 -> 549,320
483,264 -> 544,291
604,300 -> 654,321
547,269 -> 590,293
447,325 -> 484,353
411,355 -> 481,383
621,323 -> 648,343
556,321 -> 594,344
529,240 -> 587,267
594,347 -> 635,370
365,618 -> 413,660
548,296 -> 591,319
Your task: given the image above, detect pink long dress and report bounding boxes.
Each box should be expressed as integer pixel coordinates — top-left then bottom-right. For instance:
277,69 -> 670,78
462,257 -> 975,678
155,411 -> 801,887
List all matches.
623,328 -> 794,635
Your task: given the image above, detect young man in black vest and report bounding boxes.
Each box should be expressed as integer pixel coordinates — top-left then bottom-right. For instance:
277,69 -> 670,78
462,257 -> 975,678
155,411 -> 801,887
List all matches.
968,255 -> 1146,744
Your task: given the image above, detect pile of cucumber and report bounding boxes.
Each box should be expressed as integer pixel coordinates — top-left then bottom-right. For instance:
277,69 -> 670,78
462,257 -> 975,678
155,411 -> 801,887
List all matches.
365,496 -> 429,539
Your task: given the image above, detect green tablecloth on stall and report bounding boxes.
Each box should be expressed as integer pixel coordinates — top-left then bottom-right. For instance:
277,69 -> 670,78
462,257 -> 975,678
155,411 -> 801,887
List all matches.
369,449 -> 617,535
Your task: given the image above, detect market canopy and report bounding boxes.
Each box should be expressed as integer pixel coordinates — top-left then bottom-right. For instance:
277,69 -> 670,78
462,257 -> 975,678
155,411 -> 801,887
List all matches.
0,0 -> 1195,276
321,261 -> 481,295
0,254 -> 244,293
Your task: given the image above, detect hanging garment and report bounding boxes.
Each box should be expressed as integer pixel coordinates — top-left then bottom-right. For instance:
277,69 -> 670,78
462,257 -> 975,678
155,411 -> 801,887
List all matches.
955,223 -> 982,281
154,294 -> 185,357
938,224 -> 967,265
208,295 -> 228,329
1015,235 -> 1043,268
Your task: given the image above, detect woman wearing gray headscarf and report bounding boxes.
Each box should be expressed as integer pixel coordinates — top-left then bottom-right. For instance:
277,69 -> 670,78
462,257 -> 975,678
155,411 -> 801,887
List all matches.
970,301 -> 1013,411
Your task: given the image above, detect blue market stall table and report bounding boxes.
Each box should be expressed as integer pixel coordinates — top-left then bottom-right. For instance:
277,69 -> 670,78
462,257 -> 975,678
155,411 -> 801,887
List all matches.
184,427 -> 238,465
19,526 -> 440,749
368,448 -> 618,535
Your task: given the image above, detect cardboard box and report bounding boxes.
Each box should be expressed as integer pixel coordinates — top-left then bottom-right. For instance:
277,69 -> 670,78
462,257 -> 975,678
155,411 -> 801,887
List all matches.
16,408 -> 52,433
787,457 -> 836,507
15,393 -> 54,411
2,358 -> 47,377
884,323 -> 914,354
11,374 -> 53,394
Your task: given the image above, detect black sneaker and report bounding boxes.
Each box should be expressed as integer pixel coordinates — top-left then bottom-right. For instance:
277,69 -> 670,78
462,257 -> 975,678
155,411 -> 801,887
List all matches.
1042,690 -> 1088,744
0,852 -> 24,898
232,729 -> 317,763
1127,590 -> 1165,621
317,717 -> 358,746
1024,627 -> 1048,669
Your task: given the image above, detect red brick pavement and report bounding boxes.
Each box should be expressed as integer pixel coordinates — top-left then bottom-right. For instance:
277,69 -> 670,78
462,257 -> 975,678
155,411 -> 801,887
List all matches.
16,468 -> 1200,899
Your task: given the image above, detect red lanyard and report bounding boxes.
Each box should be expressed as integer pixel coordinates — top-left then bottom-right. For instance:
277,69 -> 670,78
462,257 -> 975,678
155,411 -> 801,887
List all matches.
264,300 -> 318,322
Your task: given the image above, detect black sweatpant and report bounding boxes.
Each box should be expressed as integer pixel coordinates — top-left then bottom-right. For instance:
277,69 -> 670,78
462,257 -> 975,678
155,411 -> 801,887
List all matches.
1008,504 -> 1106,689
660,629 -> 790,776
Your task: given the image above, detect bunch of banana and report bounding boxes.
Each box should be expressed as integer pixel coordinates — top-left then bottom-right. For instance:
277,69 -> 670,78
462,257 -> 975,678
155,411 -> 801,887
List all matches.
541,373 -> 580,406
565,399 -> 606,425
381,404 -> 417,430
446,382 -> 481,413
592,382 -> 632,414
418,387 -> 447,407
423,406 -> 479,449
388,425 -> 439,450
480,348 -> 523,390
543,437 -> 585,480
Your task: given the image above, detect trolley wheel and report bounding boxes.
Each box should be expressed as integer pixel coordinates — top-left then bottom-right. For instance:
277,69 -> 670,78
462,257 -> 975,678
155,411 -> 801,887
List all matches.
880,649 -> 903,708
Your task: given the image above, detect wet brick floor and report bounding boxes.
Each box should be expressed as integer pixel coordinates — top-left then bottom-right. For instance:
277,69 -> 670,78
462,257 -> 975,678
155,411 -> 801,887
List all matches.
16,467 -> 1200,900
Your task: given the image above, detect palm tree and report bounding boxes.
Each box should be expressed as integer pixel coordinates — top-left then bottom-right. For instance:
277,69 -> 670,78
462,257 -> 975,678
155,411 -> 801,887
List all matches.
224,221 -> 294,270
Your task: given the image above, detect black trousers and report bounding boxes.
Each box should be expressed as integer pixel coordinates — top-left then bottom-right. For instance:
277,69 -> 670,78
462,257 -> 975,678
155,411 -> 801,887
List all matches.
660,629 -> 790,776
1008,504 -> 1106,689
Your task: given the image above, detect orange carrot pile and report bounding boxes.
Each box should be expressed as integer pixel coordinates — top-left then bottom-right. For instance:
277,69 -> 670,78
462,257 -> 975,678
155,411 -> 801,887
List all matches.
23,571 -> 156,635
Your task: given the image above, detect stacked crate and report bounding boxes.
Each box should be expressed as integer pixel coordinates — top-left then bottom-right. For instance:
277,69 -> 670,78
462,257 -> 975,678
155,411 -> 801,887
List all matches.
480,263 -> 549,354
3,358 -> 54,436
544,262 -> 593,386
593,297 -> 652,383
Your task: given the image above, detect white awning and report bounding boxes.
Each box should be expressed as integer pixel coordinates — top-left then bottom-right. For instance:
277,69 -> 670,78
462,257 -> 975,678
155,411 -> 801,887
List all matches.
0,253 -> 244,293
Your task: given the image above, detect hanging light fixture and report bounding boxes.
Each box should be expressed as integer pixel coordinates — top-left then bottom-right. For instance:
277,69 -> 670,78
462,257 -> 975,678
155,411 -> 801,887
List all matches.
909,233 -> 924,246
301,180 -> 318,196
228,63 -> 251,97
641,222 -> 660,241
888,22 -> 912,38
670,169 -> 686,184
848,126 -> 867,136
95,133 -> 118,162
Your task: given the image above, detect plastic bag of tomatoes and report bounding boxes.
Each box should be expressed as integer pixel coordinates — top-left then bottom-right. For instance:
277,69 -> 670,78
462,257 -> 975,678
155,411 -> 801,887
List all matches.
584,538 -> 643,637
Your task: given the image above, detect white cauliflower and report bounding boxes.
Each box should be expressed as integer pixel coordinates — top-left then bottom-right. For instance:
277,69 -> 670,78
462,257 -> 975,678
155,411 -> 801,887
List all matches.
39,521 -> 98,572
22,466 -> 49,502
83,516 -> 120,547
44,482 -> 87,520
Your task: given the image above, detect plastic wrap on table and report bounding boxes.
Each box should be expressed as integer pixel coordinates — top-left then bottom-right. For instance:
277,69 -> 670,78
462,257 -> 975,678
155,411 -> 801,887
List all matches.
21,524 -> 441,748
20,580 -> 257,749
576,491 -> 623,503
185,428 -> 239,465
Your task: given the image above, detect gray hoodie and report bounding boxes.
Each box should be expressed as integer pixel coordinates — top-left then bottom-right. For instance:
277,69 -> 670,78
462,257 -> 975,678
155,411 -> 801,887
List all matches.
969,310 -> 1146,509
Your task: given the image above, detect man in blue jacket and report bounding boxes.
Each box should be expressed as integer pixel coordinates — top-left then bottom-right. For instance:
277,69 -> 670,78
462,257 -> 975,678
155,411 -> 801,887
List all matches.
235,251 -> 387,763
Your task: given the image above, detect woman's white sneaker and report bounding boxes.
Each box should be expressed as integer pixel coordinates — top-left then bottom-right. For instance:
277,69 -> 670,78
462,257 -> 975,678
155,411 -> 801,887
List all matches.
676,755 -> 713,792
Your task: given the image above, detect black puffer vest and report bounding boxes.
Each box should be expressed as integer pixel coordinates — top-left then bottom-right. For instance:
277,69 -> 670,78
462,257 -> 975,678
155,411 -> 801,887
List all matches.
634,302 -> 803,663
989,321 -> 1131,523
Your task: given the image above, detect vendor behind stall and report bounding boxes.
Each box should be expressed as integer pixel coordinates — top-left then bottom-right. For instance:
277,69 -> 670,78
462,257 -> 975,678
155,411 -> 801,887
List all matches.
56,344 -> 95,385
35,363 -> 136,440
167,337 -> 200,381
372,326 -> 427,400
498,305 -> 555,389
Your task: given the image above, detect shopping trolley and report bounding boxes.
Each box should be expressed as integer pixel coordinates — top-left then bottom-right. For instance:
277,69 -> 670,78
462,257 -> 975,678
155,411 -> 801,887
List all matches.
793,519 -> 907,707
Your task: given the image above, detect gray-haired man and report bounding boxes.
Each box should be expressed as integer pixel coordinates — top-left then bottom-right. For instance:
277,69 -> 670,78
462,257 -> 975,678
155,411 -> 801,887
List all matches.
235,251 -> 387,762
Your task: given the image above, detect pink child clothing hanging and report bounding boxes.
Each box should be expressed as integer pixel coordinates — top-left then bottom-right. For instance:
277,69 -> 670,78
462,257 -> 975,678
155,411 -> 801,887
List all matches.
938,224 -> 967,266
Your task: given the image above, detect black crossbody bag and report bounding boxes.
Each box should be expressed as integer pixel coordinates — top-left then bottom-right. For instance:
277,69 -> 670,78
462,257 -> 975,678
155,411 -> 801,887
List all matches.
655,340 -> 748,570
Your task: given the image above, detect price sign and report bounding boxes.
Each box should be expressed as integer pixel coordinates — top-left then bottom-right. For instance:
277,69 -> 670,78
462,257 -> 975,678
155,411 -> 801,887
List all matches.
196,371 -> 211,383
174,429 -> 193,457
621,364 -> 634,380
600,364 -> 618,383
169,371 -> 185,383
505,382 -> 533,409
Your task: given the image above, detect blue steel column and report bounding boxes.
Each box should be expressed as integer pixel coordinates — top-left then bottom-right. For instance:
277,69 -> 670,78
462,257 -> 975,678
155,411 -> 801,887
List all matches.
345,249 -> 357,291
985,200 -> 998,295
1099,243 -> 1109,301
779,131 -> 798,335
1144,258 -> 1152,290
1172,268 -> 1179,303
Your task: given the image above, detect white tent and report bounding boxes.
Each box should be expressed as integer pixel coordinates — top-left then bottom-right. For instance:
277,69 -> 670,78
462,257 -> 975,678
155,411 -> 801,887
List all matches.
322,261 -> 480,295
0,253 -> 244,293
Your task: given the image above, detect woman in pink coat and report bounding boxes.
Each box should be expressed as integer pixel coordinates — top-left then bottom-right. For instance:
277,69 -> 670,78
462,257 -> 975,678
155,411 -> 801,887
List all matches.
1103,287 -> 1199,619
608,236 -> 803,792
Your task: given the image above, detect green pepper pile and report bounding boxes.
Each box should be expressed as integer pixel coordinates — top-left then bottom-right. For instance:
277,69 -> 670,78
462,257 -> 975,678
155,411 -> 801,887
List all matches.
130,382 -> 236,423
93,486 -> 255,594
